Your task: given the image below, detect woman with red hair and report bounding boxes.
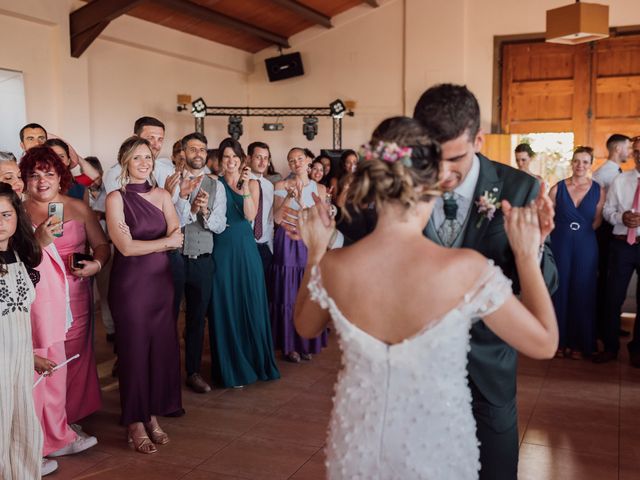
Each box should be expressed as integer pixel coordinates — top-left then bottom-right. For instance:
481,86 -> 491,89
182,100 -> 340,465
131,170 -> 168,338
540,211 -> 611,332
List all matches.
21,146 -> 109,458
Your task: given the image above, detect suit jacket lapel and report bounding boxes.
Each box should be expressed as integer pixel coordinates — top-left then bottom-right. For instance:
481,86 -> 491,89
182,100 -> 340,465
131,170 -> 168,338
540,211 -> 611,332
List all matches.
424,218 -> 442,244
462,154 -> 503,249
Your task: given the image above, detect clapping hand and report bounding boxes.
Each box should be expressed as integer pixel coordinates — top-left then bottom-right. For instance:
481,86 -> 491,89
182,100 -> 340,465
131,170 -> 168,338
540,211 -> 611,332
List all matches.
297,201 -> 336,264
164,171 -> 181,197
179,174 -> 201,200
284,192 -> 333,241
191,189 -> 209,215
502,201 -> 541,259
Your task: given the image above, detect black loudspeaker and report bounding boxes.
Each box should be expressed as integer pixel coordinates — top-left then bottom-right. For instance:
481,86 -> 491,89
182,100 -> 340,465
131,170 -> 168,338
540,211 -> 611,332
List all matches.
265,52 -> 304,82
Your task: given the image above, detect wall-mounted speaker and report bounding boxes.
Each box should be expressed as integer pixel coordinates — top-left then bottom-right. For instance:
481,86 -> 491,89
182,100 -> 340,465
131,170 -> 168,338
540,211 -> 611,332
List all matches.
265,52 -> 304,82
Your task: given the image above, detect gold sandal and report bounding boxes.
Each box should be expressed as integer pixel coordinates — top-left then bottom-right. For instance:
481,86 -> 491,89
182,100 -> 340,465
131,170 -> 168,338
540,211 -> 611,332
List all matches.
146,425 -> 170,445
127,433 -> 157,454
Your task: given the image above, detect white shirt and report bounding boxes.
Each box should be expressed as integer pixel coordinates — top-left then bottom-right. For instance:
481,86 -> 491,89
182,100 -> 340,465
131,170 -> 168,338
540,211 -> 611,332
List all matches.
103,156 -> 175,194
603,169 -> 640,236
431,154 -> 481,230
250,172 -> 275,252
592,160 -> 622,191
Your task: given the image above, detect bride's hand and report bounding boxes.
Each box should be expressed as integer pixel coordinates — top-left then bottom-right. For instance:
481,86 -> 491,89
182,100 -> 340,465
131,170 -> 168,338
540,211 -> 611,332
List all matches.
298,205 -> 335,264
534,182 -> 555,241
502,200 -> 541,260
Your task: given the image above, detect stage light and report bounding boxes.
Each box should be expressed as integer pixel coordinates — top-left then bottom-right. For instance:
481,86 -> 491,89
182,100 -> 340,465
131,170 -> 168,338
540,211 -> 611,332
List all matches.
191,97 -> 207,117
329,99 -> 346,118
228,115 -> 243,140
303,116 -> 318,141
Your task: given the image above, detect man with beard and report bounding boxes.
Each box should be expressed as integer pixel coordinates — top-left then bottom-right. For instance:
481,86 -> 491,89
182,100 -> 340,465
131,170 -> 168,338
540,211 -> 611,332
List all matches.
173,132 -> 227,393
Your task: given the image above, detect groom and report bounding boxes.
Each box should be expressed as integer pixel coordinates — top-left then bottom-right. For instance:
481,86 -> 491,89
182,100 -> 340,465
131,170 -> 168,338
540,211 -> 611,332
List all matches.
414,84 -> 558,479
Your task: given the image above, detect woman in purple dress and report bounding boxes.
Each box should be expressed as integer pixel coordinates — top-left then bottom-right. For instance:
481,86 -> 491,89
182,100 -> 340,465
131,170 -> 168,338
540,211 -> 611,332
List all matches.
270,147 -> 328,362
106,136 -> 184,454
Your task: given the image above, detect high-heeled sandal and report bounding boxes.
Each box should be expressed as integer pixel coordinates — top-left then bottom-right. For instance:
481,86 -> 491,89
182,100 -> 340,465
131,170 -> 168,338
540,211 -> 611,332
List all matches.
145,424 -> 170,445
127,433 -> 157,454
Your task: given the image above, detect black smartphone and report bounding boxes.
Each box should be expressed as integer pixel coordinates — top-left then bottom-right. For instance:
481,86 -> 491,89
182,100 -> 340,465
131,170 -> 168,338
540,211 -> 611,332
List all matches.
71,253 -> 93,269
47,202 -> 64,237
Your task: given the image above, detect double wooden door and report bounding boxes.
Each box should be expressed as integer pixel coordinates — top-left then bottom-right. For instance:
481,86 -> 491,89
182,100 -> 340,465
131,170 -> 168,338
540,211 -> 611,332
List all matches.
499,34 -> 640,167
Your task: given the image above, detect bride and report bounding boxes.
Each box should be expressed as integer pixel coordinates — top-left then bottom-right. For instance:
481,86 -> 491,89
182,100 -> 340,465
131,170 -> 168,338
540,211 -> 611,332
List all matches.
293,116 -> 558,479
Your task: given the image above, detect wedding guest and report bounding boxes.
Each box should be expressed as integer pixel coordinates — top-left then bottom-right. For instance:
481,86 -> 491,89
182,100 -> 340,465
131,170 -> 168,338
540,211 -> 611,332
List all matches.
549,146 -> 604,358
0,183 -> 44,479
21,148 -> 97,469
271,147 -> 328,363
317,153 -> 332,187
593,134 -> 631,339
293,116 -> 557,479
310,159 -> 325,184
173,132 -> 227,394
248,141 -> 275,276
85,156 -> 115,343
19,123 -> 47,152
596,136 -> 640,367
208,137 -> 280,387
106,136 -> 183,453
0,151 -> 24,197
514,143 -> 543,182
103,117 -> 174,193
329,149 -> 358,194
172,140 -> 186,170
44,138 -> 89,203
21,146 -> 109,424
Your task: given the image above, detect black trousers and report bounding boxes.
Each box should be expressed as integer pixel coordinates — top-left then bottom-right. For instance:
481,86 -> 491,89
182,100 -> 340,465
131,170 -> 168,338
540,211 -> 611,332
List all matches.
168,249 -> 186,322
603,239 -> 640,354
472,384 -> 518,480
256,242 -> 272,281
596,223 -> 613,340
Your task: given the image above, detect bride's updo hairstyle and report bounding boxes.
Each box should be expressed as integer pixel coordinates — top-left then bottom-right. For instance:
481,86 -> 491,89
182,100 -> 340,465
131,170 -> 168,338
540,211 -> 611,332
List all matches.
346,116 -> 440,217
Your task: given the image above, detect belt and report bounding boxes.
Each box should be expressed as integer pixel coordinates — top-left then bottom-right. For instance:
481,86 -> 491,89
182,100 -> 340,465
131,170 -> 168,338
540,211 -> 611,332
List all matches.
182,252 -> 211,260
613,234 -> 640,245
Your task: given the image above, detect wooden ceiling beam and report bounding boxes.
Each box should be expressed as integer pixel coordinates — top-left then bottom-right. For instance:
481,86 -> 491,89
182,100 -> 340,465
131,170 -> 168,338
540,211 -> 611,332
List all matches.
269,0 -> 332,29
70,0 -> 146,58
152,0 -> 290,48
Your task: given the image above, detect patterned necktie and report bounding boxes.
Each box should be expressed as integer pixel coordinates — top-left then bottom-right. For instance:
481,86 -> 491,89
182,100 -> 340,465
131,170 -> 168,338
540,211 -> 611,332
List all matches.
438,193 -> 462,247
253,180 -> 263,241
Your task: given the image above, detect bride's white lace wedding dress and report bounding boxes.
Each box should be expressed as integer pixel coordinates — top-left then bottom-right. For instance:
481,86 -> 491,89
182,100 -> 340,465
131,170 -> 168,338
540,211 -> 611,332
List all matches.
308,261 -> 512,480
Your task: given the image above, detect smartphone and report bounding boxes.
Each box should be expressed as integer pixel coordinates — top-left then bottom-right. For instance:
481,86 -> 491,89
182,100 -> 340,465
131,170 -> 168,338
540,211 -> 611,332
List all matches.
71,253 -> 93,269
47,202 -> 64,237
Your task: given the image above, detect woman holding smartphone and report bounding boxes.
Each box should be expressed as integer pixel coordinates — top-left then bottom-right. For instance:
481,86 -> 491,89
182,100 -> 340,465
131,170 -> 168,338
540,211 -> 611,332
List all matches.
208,137 -> 280,388
106,136 -> 183,454
20,146 -> 105,467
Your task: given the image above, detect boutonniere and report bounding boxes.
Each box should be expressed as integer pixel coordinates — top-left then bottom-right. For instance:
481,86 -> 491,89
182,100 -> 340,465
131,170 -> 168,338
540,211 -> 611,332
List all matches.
475,190 -> 501,227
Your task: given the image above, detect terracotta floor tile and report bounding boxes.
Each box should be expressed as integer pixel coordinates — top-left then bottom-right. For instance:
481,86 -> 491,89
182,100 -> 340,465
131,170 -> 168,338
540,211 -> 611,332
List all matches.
49,449 -> 112,479
61,456 -> 191,480
518,355 -> 551,377
518,443 -> 617,480
198,436 -> 318,480
247,409 -> 328,448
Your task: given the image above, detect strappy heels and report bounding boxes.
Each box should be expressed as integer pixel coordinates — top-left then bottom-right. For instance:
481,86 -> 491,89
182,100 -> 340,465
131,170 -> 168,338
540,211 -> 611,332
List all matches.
127,432 -> 157,454
146,425 -> 170,445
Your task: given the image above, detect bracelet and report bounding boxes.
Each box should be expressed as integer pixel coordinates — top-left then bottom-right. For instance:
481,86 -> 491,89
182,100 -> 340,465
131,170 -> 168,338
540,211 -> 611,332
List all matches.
94,259 -> 102,272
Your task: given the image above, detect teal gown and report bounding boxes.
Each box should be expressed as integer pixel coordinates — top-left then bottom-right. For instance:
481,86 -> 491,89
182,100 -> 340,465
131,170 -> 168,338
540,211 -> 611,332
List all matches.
209,178 -> 280,387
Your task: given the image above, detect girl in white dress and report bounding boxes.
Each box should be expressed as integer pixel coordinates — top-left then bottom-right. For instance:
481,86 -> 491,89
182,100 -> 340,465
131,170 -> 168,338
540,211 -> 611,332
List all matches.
0,182 -> 44,479
293,117 -> 559,479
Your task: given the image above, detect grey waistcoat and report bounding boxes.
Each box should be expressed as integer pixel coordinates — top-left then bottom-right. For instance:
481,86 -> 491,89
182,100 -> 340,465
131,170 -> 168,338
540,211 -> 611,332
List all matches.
182,175 -> 218,257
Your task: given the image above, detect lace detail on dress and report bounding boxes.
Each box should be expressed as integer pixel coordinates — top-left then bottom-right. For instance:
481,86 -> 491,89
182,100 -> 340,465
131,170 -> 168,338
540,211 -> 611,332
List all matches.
460,260 -> 513,320
308,265 -> 330,309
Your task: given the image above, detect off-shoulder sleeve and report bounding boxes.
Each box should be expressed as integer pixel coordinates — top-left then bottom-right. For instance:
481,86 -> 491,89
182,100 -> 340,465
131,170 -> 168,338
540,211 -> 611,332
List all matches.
461,261 -> 513,320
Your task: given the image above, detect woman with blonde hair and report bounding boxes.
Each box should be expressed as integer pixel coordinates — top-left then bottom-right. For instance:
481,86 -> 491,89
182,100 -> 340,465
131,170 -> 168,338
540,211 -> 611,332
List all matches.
106,136 -> 184,454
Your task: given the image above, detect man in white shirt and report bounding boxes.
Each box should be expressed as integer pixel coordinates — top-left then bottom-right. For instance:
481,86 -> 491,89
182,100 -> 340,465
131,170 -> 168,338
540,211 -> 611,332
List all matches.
593,134 -> 631,340
248,141 -> 275,276
103,116 -> 174,193
172,132 -> 226,394
597,136 -> 640,367
593,134 -> 631,190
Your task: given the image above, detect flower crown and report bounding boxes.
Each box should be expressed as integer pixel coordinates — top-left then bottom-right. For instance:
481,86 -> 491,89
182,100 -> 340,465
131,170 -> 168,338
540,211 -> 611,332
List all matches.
358,141 -> 413,167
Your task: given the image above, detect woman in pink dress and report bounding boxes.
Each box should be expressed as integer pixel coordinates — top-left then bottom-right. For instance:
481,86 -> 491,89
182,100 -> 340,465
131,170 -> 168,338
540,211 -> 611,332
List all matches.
21,146 -> 110,424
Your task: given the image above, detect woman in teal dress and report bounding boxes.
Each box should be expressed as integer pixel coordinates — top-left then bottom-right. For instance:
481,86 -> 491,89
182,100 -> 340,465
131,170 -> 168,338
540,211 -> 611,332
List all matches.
208,137 -> 280,387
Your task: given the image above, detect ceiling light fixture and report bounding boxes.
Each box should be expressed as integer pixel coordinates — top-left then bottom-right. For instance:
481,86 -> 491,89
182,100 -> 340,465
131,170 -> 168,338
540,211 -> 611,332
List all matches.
545,1 -> 609,45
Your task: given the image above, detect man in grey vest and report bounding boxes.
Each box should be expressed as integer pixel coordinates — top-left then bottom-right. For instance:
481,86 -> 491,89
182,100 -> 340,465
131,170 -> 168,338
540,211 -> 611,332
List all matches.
173,132 -> 227,393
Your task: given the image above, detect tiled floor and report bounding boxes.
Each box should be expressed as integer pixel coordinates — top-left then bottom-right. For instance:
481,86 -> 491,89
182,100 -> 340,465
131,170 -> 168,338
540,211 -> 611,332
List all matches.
48,316 -> 640,479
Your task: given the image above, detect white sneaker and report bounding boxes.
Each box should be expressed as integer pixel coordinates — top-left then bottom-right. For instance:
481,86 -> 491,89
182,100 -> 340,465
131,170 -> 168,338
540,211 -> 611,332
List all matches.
41,458 -> 58,476
70,423 -> 90,439
48,434 -> 98,457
